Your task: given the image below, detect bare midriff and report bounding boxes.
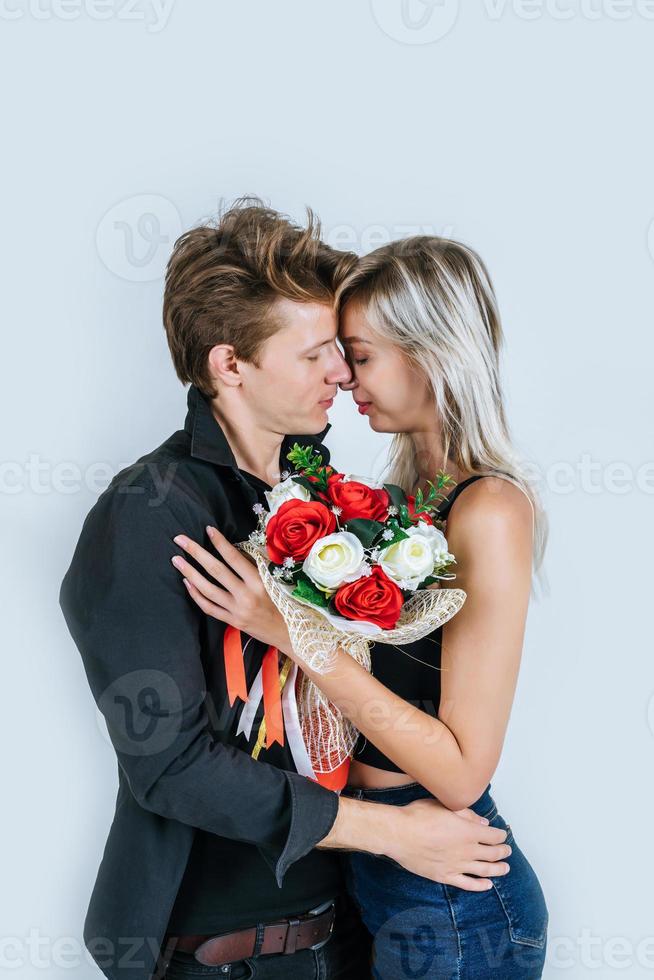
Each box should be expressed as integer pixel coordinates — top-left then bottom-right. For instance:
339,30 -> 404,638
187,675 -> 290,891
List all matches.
346,759 -> 416,789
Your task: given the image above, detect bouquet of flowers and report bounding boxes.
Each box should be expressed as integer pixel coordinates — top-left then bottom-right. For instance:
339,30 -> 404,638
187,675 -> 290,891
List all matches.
237,445 -> 466,787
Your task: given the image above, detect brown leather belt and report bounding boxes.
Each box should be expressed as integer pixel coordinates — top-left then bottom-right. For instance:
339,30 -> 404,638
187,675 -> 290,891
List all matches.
162,898 -> 337,968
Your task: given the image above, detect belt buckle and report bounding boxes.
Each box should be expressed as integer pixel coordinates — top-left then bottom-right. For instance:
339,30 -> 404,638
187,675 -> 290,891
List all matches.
305,898 -> 336,951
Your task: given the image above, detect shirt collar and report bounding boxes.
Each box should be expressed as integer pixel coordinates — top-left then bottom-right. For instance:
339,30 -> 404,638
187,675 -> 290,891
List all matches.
183,384 -> 332,472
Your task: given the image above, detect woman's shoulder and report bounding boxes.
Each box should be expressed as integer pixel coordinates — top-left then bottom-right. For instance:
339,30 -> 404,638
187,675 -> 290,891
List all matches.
446,473 -> 534,536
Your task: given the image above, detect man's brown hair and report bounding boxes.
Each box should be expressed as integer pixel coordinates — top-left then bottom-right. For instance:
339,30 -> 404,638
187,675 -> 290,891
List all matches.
163,196 -> 357,398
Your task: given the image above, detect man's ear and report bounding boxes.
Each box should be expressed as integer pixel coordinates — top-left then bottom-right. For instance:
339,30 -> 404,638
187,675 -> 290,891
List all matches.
207,344 -> 242,389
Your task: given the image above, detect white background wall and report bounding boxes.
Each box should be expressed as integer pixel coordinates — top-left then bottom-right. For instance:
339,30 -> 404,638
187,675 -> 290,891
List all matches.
2,2 -> 653,977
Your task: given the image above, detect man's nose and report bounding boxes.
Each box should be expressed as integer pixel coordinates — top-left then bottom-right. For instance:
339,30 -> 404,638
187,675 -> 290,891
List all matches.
327,348 -> 354,387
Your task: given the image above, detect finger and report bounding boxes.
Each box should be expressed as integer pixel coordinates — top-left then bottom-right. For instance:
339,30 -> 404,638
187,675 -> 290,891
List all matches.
172,555 -> 235,609
173,535 -> 243,594
182,578 -> 236,626
206,526 -> 260,582
471,844 -> 512,863
455,808 -> 490,825
460,861 -> 510,878
476,825 -> 509,845
445,874 -> 493,892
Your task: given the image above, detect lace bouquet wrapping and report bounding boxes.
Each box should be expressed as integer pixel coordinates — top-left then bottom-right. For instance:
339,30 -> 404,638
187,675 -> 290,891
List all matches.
237,445 -> 467,788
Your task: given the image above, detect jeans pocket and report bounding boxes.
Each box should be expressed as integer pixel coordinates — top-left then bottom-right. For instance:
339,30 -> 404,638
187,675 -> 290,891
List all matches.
164,949 -> 256,978
488,813 -> 549,949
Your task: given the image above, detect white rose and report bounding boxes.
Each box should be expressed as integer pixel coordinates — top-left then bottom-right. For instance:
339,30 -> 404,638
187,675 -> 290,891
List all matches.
411,522 -> 450,561
380,525 -> 447,590
264,476 -> 311,517
342,473 -> 385,489
303,531 -> 367,590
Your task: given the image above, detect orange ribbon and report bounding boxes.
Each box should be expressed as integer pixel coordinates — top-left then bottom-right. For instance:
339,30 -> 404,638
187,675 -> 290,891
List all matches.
262,645 -> 284,749
313,756 -> 351,792
223,625 -> 249,706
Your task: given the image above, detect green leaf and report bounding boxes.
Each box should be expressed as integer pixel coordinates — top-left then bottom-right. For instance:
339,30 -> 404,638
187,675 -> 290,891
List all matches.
344,518 -> 387,548
292,573 -> 330,608
378,525 -> 410,550
285,443 -> 322,473
290,475 -> 330,501
383,483 -> 408,512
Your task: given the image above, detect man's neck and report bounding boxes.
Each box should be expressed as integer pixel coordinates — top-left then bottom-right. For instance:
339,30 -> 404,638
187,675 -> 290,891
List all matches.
209,394 -> 285,486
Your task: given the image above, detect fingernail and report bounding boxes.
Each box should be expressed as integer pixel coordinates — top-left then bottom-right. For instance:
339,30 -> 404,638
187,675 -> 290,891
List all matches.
173,535 -> 188,547
480,817 -> 489,824
206,526 -> 215,535
171,556 -> 183,569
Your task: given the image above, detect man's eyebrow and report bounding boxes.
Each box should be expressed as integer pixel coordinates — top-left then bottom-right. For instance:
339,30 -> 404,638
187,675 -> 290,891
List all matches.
300,338 -> 337,355
340,336 -> 372,345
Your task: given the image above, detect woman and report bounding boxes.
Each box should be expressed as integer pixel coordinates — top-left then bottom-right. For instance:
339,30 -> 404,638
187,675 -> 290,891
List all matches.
174,236 -> 549,978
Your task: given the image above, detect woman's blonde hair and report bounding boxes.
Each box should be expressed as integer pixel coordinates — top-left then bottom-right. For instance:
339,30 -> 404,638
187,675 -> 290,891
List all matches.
335,235 -> 548,593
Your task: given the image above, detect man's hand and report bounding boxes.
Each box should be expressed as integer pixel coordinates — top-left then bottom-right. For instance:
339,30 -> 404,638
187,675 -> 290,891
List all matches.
317,795 -> 511,892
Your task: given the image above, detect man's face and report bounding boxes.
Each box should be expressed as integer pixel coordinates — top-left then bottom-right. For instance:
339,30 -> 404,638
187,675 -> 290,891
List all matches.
238,298 -> 353,435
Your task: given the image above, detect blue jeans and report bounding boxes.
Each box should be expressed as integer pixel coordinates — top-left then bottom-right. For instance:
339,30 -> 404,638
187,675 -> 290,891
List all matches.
339,780 -> 548,979
161,890 -> 373,978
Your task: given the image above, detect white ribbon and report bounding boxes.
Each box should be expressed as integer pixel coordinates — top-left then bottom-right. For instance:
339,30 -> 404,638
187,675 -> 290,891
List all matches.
235,655 -> 317,781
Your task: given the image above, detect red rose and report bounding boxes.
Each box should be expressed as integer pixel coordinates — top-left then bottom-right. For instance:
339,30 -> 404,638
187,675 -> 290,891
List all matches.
328,479 -> 389,523
266,499 -> 336,564
334,566 -> 404,629
306,469 -> 344,500
407,495 -> 435,526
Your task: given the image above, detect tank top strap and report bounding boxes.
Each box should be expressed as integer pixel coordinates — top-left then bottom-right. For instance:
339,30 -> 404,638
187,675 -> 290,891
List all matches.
435,470 -> 515,520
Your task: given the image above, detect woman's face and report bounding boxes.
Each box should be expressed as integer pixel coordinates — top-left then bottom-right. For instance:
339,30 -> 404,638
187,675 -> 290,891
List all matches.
338,298 -> 434,434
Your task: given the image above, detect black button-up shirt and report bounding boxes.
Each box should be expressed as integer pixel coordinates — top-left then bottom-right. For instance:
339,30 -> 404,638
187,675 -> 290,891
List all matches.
59,384 -> 344,980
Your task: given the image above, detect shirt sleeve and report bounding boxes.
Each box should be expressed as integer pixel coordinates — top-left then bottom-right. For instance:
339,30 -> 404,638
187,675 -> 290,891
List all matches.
58,476 -> 339,887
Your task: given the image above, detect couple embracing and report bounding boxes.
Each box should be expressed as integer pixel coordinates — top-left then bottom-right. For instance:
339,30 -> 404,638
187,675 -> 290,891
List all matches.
60,198 -> 549,980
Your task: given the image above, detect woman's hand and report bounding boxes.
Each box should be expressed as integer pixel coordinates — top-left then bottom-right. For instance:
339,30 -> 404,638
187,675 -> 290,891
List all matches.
171,526 -> 293,653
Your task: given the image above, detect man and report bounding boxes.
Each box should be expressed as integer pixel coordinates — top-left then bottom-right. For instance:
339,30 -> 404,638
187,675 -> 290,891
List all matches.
59,199 -> 510,980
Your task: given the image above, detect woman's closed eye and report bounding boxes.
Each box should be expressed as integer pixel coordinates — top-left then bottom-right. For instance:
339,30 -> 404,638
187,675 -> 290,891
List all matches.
354,357 -> 369,366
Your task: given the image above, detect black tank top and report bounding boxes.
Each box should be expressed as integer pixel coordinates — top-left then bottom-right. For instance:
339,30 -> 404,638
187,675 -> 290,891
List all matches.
352,472 -> 513,773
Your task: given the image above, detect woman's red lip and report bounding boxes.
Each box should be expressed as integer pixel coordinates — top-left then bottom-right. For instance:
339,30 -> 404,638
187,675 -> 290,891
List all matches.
357,402 -> 371,415
320,398 -> 334,407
